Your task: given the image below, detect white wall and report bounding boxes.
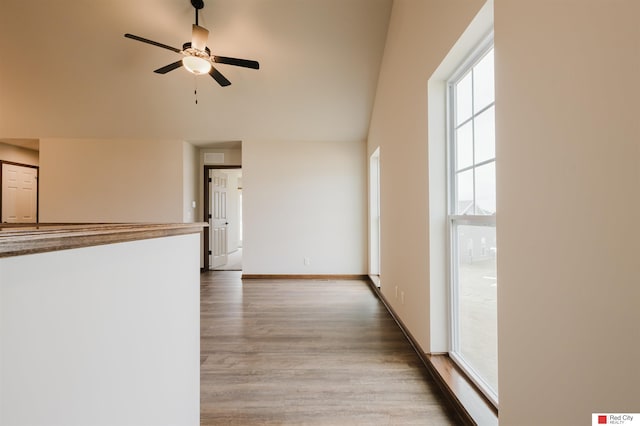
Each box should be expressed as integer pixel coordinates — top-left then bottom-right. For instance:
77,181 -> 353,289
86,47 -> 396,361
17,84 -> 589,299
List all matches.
243,140 -> 366,275
369,0 -> 640,423
0,234 -> 200,426
495,1 -> 640,424
39,139 -> 186,223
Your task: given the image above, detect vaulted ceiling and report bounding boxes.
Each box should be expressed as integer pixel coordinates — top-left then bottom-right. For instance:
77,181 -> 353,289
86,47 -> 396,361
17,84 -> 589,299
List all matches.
0,0 -> 392,146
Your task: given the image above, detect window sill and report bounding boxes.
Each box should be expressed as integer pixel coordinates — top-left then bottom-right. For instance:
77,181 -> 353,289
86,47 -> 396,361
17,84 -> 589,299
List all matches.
427,353 -> 498,426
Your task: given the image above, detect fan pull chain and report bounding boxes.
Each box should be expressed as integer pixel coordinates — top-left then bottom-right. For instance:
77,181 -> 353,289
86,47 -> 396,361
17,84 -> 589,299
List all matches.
194,76 -> 199,105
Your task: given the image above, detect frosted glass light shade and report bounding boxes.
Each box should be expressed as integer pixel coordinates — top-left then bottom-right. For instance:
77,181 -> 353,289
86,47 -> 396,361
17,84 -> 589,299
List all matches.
182,56 -> 212,75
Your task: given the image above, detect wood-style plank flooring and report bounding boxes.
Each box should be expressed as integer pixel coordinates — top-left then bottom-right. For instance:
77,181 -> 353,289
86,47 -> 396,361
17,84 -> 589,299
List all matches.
200,271 -> 459,425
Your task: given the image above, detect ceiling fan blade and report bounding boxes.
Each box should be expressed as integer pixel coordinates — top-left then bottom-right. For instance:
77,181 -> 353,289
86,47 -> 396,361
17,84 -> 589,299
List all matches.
209,66 -> 231,87
213,56 -> 260,70
124,33 -> 181,53
154,60 -> 184,74
191,24 -> 209,51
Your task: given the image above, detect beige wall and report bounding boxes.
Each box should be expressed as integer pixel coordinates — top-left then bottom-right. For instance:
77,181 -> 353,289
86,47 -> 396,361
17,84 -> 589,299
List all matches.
368,0 -> 485,351
369,0 -> 640,423
182,141 -> 199,223
496,0 -> 640,423
39,139 -> 185,223
0,142 -> 39,166
242,140 -> 367,275
201,148 -> 242,167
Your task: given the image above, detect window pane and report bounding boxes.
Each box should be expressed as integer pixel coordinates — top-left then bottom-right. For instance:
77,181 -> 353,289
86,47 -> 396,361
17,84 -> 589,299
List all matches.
456,121 -> 473,171
473,49 -> 494,112
455,72 -> 472,125
455,224 -> 498,394
475,162 -> 496,215
456,169 -> 473,215
449,42 -> 496,403
474,106 -> 495,164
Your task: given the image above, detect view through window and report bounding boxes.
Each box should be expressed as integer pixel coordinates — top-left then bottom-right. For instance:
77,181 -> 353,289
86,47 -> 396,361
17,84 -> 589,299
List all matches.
448,43 -> 497,403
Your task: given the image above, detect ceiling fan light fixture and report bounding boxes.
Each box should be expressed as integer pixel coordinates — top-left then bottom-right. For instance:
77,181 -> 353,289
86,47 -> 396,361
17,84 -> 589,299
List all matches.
182,55 -> 211,75
124,0 -> 259,87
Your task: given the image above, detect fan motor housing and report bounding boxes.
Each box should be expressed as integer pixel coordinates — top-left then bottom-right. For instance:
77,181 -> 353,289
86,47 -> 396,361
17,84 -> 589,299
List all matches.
183,42 -> 211,56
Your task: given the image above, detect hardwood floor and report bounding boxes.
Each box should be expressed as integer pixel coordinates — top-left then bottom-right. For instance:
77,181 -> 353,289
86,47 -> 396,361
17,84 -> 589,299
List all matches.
200,271 -> 459,425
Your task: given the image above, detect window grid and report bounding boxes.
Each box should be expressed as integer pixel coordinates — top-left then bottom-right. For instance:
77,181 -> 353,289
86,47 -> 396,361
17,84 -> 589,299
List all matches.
447,41 -> 497,406
452,67 -> 496,216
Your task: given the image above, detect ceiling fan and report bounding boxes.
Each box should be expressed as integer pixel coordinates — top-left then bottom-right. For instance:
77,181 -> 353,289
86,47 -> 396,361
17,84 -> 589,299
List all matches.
124,0 -> 259,87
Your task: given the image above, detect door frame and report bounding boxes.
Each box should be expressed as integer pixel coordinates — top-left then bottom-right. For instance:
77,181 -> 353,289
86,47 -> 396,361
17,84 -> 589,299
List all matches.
0,160 -> 40,223
203,165 -> 241,270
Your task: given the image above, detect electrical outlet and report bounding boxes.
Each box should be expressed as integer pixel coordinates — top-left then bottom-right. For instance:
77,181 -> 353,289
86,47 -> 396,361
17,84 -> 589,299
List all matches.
401,291 -> 405,305
304,257 -> 310,266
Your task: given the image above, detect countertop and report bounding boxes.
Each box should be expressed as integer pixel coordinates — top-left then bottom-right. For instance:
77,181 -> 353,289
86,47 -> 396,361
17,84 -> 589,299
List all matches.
0,223 -> 207,258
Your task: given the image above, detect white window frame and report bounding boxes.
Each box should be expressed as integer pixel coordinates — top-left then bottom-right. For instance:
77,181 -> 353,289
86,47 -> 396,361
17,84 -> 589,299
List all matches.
446,34 -> 497,406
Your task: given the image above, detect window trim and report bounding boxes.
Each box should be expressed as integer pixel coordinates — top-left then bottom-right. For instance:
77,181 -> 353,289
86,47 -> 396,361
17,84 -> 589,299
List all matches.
446,34 -> 498,407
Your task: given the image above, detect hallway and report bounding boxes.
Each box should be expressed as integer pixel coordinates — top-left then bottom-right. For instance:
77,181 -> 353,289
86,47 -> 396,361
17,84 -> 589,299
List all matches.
200,272 -> 458,425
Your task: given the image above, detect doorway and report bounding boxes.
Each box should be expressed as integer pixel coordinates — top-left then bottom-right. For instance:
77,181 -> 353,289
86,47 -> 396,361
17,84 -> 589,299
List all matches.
369,148 -> 381,287
203,166 -> 242,271
1,162 -> 39,223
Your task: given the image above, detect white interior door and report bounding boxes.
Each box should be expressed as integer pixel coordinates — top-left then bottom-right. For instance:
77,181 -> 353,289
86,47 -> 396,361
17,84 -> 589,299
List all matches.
209,170 -> 229,268
2,163 -> 38,223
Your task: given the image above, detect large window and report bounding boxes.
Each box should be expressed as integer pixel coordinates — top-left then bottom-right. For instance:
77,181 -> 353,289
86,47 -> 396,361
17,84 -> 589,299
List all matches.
448,42 -> 497,404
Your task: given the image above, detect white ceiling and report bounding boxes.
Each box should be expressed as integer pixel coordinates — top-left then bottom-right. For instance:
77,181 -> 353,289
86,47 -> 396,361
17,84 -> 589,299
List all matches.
0,0 -> 392,146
